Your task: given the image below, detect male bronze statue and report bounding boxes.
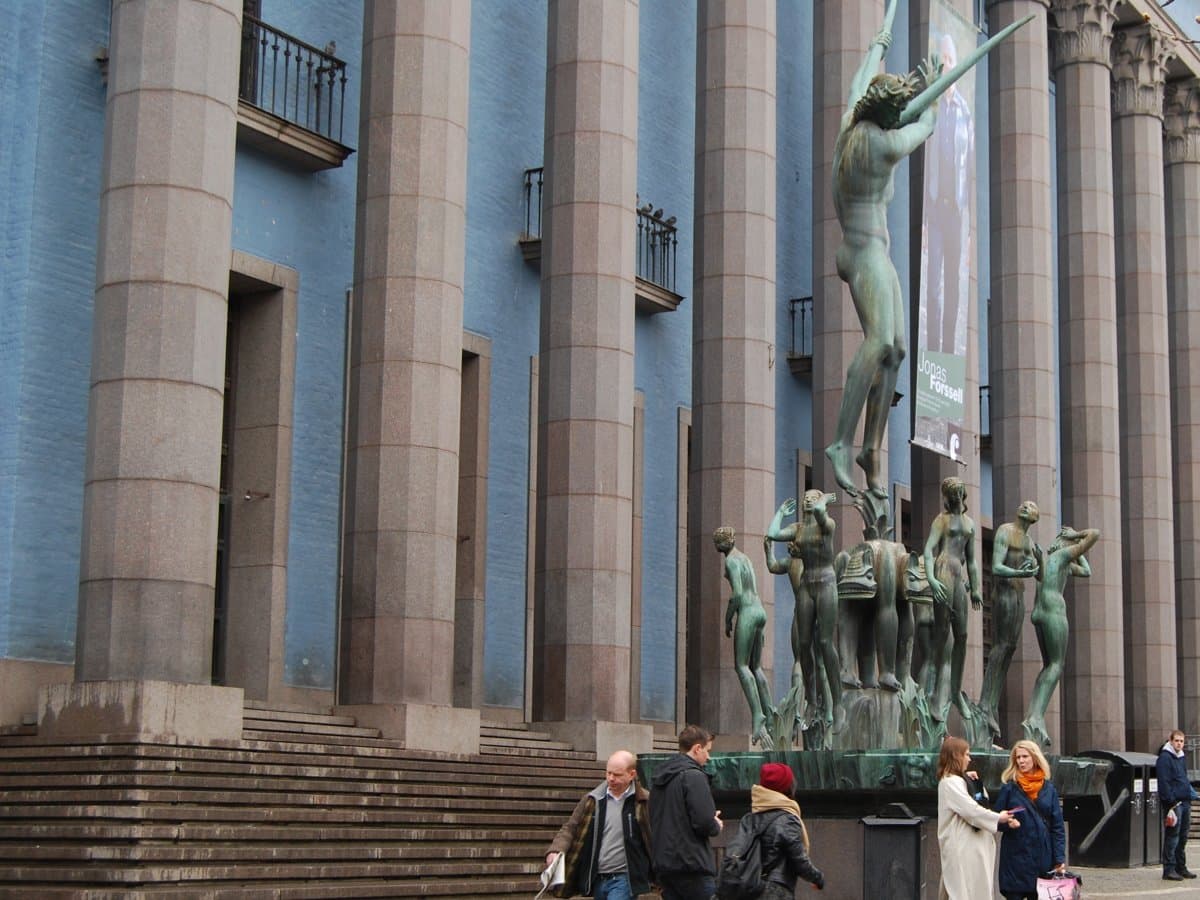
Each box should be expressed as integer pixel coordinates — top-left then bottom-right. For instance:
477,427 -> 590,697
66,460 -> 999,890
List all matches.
1022,526 -> 1100,749
824,0 -> 1033,500
715,526 -> 775,748
922,477 -> 982,723
765,492 -> 840,733
979,500 -> 1040,740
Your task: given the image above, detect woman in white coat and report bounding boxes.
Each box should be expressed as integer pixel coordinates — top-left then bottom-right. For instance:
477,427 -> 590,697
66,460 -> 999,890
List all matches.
937,736 -> 1021,899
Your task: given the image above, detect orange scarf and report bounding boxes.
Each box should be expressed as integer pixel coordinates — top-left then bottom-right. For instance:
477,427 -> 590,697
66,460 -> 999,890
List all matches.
1016,768 -> 1046,801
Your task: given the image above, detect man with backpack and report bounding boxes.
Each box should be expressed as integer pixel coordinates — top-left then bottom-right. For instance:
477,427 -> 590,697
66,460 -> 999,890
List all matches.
716,763 -> 825,898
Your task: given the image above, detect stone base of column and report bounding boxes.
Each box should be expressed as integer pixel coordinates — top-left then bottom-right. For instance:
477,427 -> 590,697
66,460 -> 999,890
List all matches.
38,680 -> 244,743
538,720 -> 656,761
336,703 -> 480,755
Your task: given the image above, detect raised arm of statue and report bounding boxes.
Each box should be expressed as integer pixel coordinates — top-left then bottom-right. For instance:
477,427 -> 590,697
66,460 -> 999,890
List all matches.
846,0 -> 899,115
810,492 -> 837,535
767,498 -> 798,542
897,13 -> 1035,127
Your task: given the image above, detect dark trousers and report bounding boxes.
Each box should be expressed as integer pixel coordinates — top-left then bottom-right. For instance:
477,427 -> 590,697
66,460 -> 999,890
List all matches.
1164,800 -> 1192,873
658,873 -> 714,900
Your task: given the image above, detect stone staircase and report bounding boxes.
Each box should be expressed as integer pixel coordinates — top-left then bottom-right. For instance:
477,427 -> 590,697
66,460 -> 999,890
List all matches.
0,701 -> 606,898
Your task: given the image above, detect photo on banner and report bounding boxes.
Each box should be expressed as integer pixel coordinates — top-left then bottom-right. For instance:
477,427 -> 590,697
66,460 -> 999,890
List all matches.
914,0 -> 977,461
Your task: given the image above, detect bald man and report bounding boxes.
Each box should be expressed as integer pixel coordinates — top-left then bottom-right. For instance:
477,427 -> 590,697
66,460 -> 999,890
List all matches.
546,750 -> 653,899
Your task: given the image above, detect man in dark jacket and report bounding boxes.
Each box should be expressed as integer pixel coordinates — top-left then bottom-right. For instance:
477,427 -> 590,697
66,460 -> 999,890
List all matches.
1158,729 -> 1196,881
545,750 -> 652,899
649,725 -> 723,900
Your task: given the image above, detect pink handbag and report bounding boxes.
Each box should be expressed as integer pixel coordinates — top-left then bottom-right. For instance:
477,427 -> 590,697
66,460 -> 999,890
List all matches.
1036,872 -> 1081,900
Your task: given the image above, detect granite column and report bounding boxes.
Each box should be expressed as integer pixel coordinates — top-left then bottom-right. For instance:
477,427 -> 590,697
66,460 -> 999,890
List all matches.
1049,0 -> 1125,752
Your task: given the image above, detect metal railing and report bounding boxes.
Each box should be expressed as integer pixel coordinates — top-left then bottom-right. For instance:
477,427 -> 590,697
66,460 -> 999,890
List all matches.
788,297 -> 813,358
239,14 -> 348,144
636,201 -> 678,293
521,172 -> 681,296
980,385 -> 991,438
522,167 -> 544,239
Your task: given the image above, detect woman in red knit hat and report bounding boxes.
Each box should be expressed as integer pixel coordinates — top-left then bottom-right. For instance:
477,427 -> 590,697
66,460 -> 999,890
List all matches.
740,763 -> 825,896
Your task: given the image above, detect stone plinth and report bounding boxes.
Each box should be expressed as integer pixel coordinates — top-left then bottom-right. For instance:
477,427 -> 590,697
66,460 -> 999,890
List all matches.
539,720 -> 655,762
38,680 -> 243,743
336,703 -> 480,756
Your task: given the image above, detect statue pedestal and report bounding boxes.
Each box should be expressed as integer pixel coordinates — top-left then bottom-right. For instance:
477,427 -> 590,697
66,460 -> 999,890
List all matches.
831,688 -> 904,751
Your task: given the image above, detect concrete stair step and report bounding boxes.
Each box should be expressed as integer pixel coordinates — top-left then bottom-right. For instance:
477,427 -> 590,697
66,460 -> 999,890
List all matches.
0,802 -> 567,827
240,728 -> 400,748
0,857 -> 540,883
0,822 -> 550,843
0,761 -> 600,791
241,718 -> 381,739
0,840 -> 547,862
0,787 -> 575,814
478,743 -> 596,760
13,877 -> 544,898
480,735 -> 577,752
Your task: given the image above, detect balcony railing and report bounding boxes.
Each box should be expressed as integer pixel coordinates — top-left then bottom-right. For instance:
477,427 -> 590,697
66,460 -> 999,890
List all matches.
635,201 -> 678,295
519,168 -> 684,313
239,14 -> 348,145
787,297 -> 813,375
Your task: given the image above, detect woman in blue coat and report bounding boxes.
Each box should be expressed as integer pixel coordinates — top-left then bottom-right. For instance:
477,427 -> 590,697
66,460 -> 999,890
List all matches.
993,740 -> 1066,900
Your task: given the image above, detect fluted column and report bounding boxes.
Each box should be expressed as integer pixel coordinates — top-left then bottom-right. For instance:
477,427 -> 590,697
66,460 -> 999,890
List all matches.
533,0 -> 638,731
1111,25 -> 1177,752
985,0 -> 1058,744
812,0 -> 884,548
341,2 -> 471,709
1164,80 -> 1200,738
76,0 -> 242,684
688,0 -> 777,741
1049,0 -> 1124,752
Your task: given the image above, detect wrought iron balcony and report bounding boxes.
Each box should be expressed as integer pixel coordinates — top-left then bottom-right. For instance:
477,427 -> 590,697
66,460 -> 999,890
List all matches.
787,297 -> 813,376
237,14 -> 352,170
519,168 -> 684,313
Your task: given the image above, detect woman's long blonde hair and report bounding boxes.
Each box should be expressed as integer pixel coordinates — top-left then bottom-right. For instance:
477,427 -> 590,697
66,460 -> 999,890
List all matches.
1001,739 -> 1051,783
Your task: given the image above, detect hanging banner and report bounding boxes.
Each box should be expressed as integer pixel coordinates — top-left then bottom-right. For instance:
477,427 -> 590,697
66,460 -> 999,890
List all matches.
913,0 -> 976,462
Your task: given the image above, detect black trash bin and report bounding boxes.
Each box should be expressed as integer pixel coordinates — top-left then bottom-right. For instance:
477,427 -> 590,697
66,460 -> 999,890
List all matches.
861,803 -> 925,899
1066,750 -> 1158,867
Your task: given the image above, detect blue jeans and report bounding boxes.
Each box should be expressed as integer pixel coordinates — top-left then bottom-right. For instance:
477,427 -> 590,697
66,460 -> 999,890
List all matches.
593,873 -> 633,900
1164,801 -> 1191,873
658,873 -> 715,900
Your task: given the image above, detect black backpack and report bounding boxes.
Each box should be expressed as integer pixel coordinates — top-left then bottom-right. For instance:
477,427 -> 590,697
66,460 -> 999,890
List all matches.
715,812 -> 771,900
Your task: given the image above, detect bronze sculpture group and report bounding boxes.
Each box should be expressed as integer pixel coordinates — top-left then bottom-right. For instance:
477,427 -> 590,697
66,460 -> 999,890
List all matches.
717,2 -> 1094,753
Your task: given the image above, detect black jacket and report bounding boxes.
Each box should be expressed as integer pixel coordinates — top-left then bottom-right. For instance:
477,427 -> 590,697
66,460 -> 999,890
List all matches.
754,809 -> 823,891
649,753 -> 721,876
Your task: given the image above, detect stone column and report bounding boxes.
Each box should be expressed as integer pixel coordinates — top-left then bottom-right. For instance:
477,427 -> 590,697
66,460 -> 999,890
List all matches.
687,0 -> 777,744
533,0 -> 649,757
1164,80 -> 1200,738
77,0 -> 239,684
61,0 -> 245,742
1111,25 -> 1177,753
812,0 -> 884,548
1049,0 -> 1124,752
339,1 -> 479,753
985,0 -> 1058,744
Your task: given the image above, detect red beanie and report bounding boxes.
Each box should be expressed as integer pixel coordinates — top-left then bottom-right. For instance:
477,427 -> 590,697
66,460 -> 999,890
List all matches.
759,762 -> 794,796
